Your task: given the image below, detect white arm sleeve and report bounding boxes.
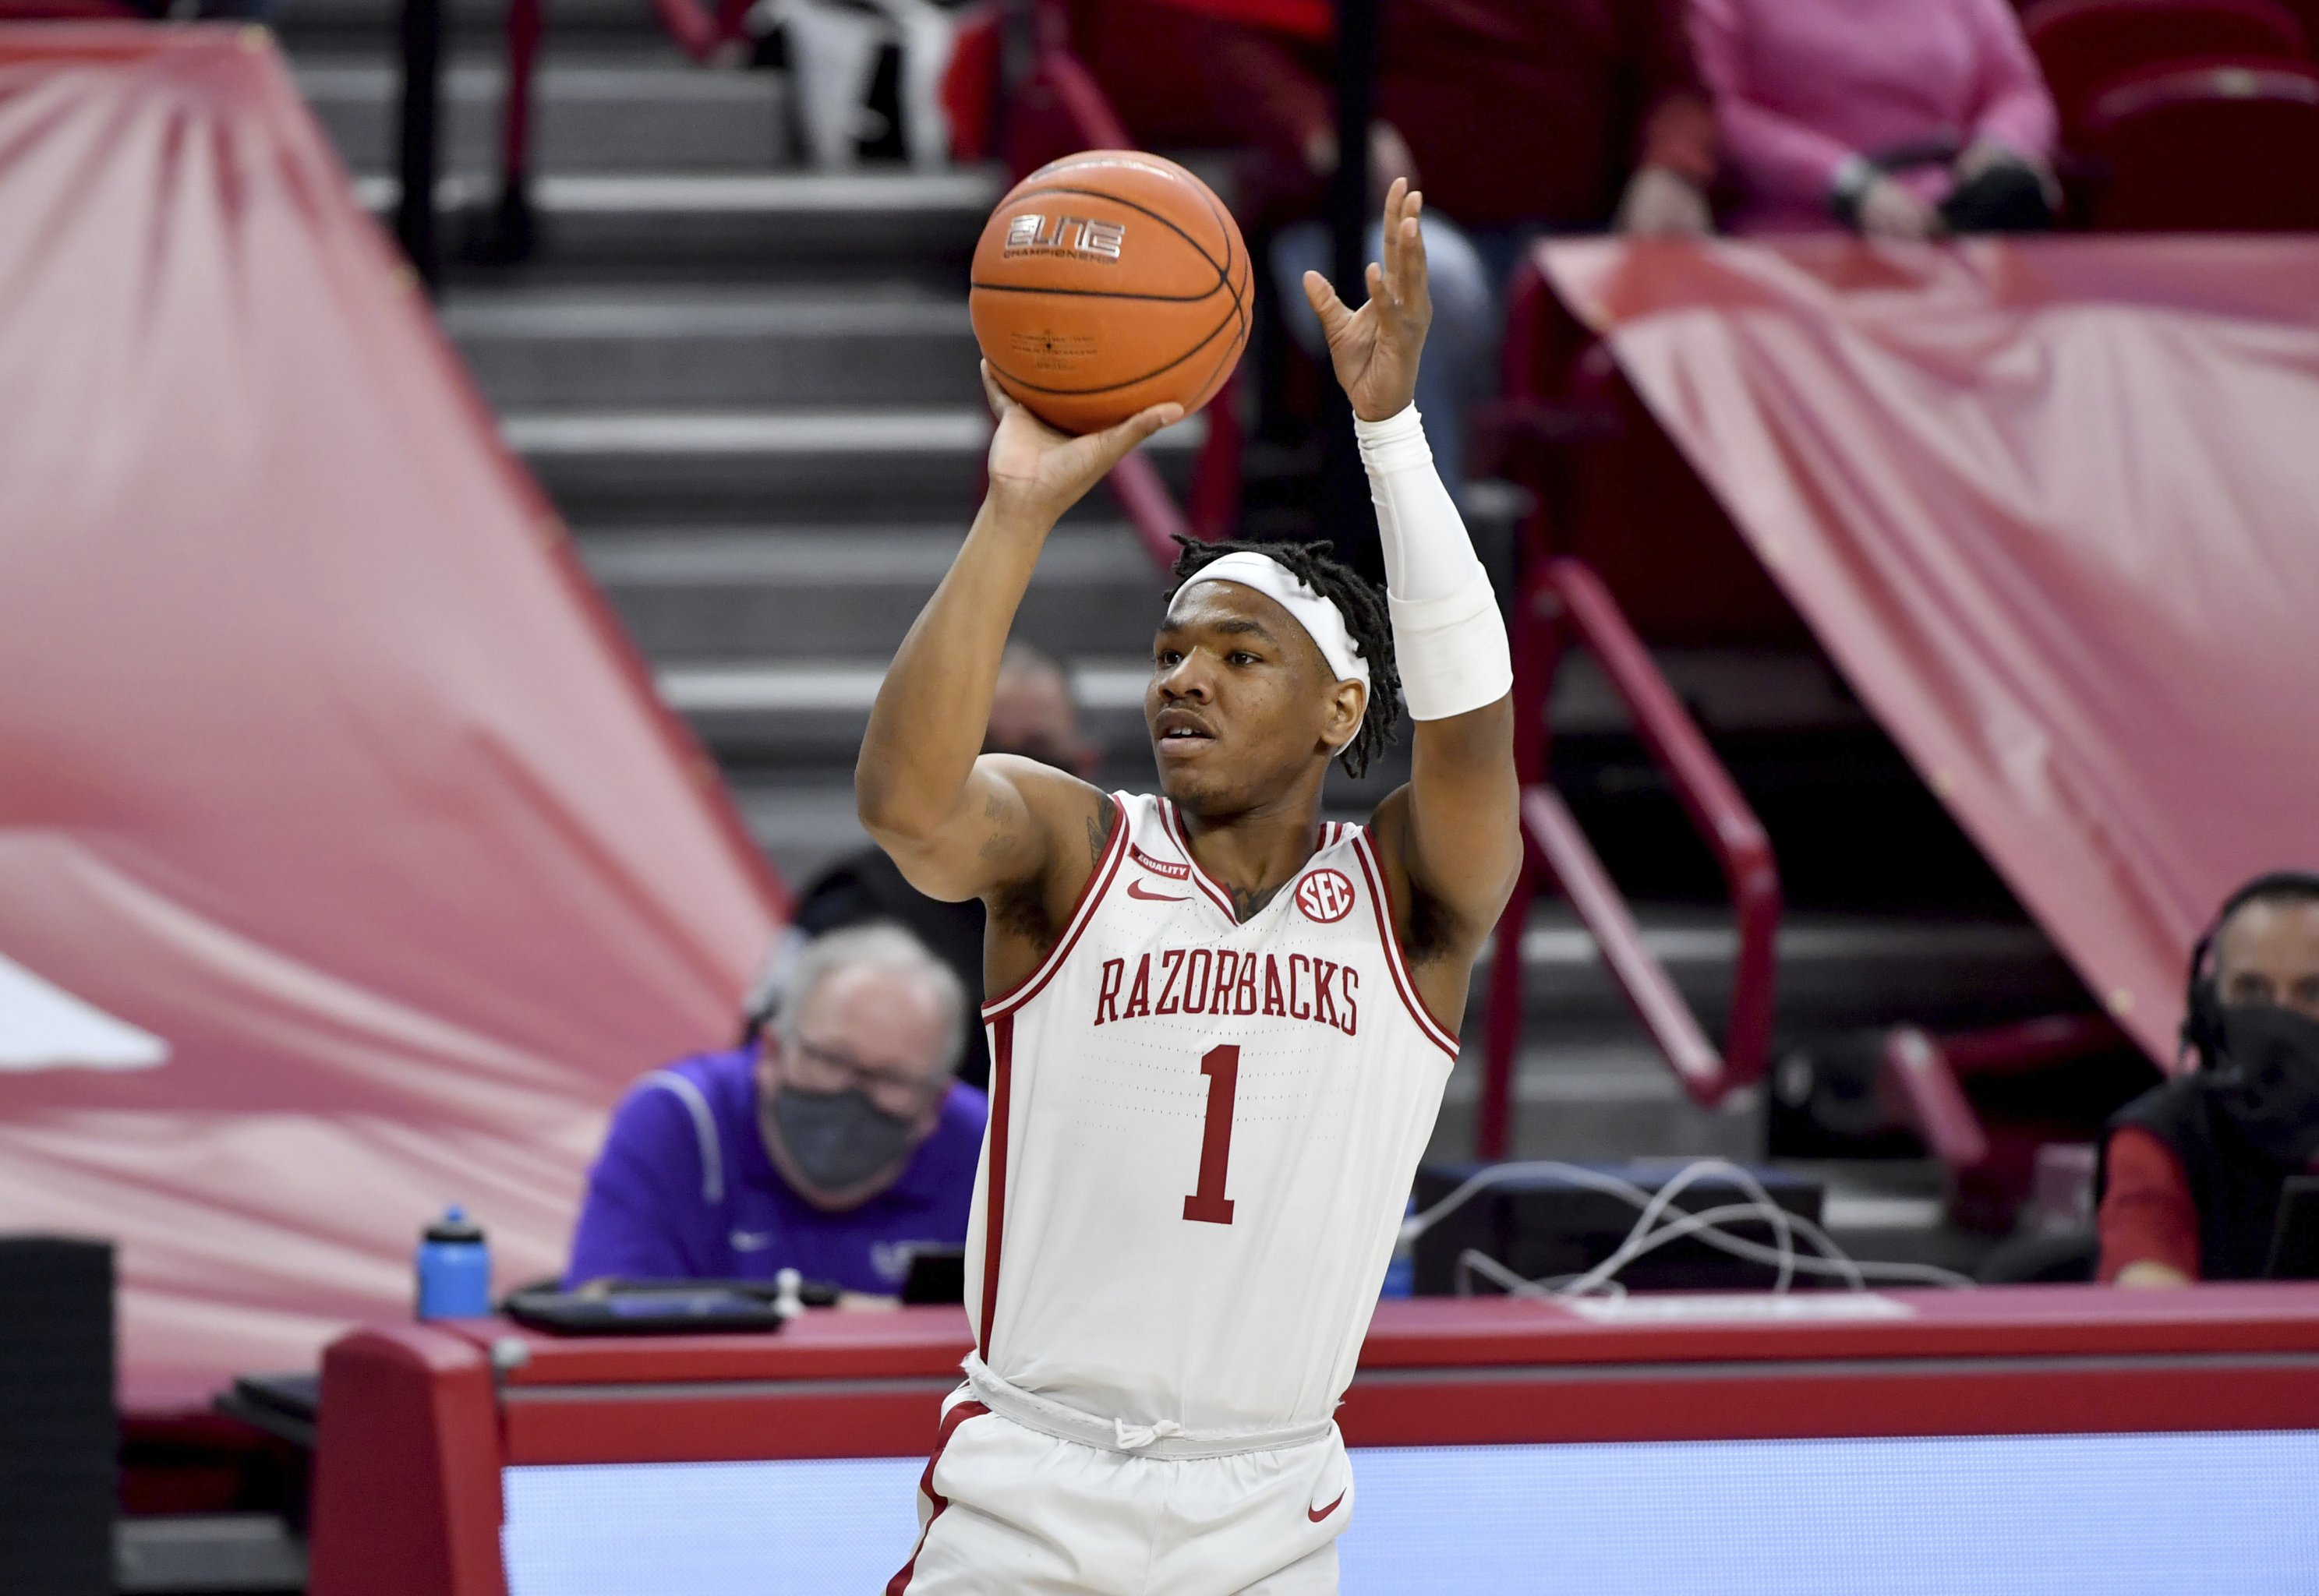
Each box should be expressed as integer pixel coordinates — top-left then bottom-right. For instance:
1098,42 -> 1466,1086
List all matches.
1356,404 -> 1514,721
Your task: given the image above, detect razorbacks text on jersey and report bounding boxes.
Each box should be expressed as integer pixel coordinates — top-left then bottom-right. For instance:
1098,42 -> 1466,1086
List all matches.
966,791 -> 1459,1435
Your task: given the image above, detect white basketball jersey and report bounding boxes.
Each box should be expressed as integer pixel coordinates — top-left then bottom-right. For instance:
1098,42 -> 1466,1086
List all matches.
965,792 -> 1459,1435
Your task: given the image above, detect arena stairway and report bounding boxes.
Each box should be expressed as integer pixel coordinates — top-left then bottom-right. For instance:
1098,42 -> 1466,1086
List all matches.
273,0 -> 2080,1272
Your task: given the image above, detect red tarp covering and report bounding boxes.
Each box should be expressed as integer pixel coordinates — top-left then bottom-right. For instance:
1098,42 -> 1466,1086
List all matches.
0,26 -> 782,1401
1543,238 -> 2319,1069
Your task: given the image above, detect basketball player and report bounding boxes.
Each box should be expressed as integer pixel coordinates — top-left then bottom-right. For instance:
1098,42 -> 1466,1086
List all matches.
860,180 -> 1518,1594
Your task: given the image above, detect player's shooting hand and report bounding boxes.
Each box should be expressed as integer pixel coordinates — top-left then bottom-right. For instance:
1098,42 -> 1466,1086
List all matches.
1301,179 -> 1432,424
980,361 -> 1182,531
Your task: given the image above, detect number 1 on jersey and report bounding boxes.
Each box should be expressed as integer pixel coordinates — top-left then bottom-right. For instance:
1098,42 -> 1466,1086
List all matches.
1182,1044 -> 1239,1225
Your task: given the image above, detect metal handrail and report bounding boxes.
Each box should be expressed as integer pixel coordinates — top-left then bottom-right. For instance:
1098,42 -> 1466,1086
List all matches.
476,0 -> 1238,538
1881,1012 -> 2128,1175
493,0 -> 737,262
1475,244 -> 1784,1155
1502,558 -> 1781,1117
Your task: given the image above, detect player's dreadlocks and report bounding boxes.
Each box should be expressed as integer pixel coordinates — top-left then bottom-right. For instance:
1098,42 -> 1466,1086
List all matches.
1167,535 -> 1401,779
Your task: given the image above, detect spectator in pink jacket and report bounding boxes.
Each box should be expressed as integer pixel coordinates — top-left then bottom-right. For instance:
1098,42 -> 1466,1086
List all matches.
1690,0 -> 2059,238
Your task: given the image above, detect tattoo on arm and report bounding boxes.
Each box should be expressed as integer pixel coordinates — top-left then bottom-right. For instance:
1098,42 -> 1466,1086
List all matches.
992,794 -> 1118,952
979,789 -> 1020,861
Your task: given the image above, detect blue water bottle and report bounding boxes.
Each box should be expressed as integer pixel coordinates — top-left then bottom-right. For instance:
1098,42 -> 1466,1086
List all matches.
415,1206 -> 493,1319
1380,1196 -> 1417,1298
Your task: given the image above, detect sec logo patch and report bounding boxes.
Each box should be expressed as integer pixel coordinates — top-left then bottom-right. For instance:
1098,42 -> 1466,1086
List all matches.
1295,869 -> 1356,924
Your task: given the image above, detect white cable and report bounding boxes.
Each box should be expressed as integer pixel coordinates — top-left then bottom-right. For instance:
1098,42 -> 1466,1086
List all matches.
1457,1248 -> 1550,1299
1562,1160 -> 1818,1297
1571,1202 -> 1852,1294
1405,1158 -> 1975,1298
1458,1204 -> 1853,1298
1585,1207 -> 1972,1291
1421,1162 -> 1819,1296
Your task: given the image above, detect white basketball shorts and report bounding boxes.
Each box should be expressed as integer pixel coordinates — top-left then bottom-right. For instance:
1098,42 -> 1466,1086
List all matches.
886,1389 -> 1354,1595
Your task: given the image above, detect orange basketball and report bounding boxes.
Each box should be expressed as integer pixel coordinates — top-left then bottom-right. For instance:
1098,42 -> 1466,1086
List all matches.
970,150 -> 1253,436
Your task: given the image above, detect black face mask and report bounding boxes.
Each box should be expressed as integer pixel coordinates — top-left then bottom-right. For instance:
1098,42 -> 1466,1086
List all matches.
766,1085 -> 921,1196
2213,1005 -> 2319,1167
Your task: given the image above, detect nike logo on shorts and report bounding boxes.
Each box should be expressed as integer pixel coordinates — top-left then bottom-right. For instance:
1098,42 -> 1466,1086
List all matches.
1127,879 -> 1188,902
730,1229 -> 776,1252
1307,1492 -> 1346,1524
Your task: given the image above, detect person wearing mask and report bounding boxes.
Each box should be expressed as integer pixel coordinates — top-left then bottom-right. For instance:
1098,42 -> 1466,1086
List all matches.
1689,0 -> 2059,238
2098,873 -> 2319,1286
785,641 -> 1098,1090
565,923 -> 984,1297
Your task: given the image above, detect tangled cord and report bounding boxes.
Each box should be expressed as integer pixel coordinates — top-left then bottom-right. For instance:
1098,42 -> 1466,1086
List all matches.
1402,1159 -> 1976,1300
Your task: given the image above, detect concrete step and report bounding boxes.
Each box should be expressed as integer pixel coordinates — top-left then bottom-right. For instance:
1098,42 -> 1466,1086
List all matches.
355,169 -> 999,270
659,642 -> 1872,778
510,405 -> 1201,521
727,760 -> 2070,1022
1426,1034 -> 1766,1167
295,57 -> 789,176
659,651 -> 1158,759
116,1513 -> 306,1594
1473,911 -> 2080,1036
578,522 -> 1159,656
443,283 -> 981,408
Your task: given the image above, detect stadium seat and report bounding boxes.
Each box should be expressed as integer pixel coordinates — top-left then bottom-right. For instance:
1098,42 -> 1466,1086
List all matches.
2278,0 -> 2319,51
2084,59 -> 2319,227
2024,0 -> 2309,139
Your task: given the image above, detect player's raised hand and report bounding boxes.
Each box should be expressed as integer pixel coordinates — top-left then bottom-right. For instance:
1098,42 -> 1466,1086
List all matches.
981,361 -> 1182,531
1301,179 -> 1433,424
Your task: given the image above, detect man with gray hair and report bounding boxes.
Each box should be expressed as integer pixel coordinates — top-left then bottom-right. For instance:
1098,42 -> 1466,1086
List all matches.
787,639 -> 1099,1091
565,923 -> 985,1296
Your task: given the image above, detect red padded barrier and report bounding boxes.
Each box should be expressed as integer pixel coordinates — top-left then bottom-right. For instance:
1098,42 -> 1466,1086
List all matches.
1542,237 -> 2319,1071
310,1327 -> 508,1596
0,27 -> 783,1398
300,1291 -> 2319,1595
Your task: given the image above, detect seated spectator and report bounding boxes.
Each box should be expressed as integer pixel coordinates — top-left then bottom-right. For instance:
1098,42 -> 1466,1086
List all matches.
2098,873 -> 2319,1286
1076,0 -> 1716,498
785,641 -> 1096,1089
1373,0 -> 1717,242
1077,0 -> 1715,238
1690,0 -> 2059,238
565,923 -> 984,1297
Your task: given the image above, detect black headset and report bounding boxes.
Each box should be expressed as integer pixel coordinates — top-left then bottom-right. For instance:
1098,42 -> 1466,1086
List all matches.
2180,870 -> 2319,1071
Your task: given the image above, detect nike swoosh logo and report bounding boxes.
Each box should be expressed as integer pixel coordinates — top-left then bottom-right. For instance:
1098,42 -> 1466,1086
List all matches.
1127,880 -> 1188,902
730,1230 -> 776,1252
1307,1492 -> 1346,1524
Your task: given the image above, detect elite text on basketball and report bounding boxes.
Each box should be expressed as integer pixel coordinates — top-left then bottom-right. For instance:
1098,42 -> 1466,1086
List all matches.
1002,214 -> 1127,260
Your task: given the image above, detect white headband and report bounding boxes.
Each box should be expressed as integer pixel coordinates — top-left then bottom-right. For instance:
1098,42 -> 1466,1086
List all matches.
1168,551 -> 1372,695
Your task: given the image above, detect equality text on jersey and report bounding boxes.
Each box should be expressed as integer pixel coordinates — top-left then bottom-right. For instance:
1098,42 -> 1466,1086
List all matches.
1092,947 -> 1360,1036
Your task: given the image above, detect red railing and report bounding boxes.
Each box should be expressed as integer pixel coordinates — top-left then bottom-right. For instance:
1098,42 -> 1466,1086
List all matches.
1479,556 -> 1783,1147
1475,246 -> 1784,1156
493,0 -> 737,252
487,0 -> 1238,546
1880,1012 -> 2127,1228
